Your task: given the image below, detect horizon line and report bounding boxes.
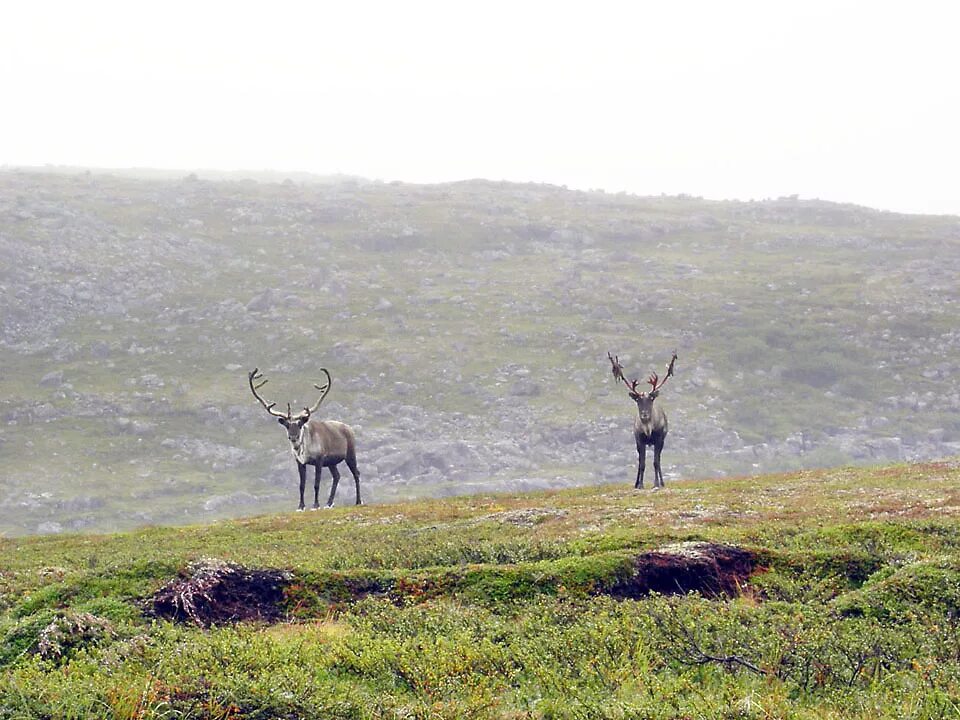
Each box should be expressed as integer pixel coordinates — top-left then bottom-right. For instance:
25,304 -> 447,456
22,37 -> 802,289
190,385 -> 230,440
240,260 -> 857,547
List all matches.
3,163 -> 958,220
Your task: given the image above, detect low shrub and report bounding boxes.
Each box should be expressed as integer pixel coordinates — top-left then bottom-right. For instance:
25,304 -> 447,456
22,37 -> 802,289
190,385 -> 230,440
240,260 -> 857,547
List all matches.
834,560 -> 960,621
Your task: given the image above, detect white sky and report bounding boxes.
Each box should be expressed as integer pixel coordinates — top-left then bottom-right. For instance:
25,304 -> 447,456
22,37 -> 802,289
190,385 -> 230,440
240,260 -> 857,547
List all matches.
2,1 -> 959,215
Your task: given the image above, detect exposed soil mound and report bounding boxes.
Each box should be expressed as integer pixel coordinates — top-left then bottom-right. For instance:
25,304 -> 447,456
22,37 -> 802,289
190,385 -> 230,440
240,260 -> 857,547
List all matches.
151,558 -> 292,627
150,545 -> 758,626
610,542 -> 758,599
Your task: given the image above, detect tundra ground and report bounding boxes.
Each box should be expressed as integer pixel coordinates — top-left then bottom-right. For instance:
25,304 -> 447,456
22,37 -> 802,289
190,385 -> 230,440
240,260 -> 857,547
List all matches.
2,460 -> 960,718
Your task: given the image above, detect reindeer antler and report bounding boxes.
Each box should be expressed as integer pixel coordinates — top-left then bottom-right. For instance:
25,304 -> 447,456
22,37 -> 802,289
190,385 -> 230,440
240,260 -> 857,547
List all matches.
250,368 -> 334,421
305,368 -> 332,415
608,352 -> 626,383
648,351 -> 678,394
248,368 -> 288,418
608,352 -> 640,394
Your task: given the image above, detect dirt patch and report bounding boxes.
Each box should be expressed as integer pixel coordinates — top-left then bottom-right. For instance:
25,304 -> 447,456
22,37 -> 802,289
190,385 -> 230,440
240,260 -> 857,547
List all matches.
151,558 -> 292,627
150,544 -> 759,626
609,542 -> 758,599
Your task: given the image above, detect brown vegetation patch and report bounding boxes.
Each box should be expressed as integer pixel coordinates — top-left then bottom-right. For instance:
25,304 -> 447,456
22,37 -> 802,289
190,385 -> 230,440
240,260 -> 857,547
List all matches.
609,542 -> 759,599
151,558 -> 292,627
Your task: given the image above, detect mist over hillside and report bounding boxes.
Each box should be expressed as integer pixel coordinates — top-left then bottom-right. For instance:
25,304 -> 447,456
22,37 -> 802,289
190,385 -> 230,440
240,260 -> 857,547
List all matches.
1,169 -> 958,536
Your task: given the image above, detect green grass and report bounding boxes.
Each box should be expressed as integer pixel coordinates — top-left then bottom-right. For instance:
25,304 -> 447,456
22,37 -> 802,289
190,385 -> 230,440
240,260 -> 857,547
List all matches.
2,460 -> 960,717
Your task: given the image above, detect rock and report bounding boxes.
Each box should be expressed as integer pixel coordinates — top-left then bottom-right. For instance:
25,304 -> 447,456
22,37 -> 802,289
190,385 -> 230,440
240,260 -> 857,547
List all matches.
509,380 -> 542,397
865,436 -> 903,460
58,496 -> 105,512
139,374 -> 164,389
245,289 -> 279,312
376,450 -> 419,479
486,508 -> 568,527
203,492 -> 260,512
87,340 -> 113,359
39,371 -> 64,388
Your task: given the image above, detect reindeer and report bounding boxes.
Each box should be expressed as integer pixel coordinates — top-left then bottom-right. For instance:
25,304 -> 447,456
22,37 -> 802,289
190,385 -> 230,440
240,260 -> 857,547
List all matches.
607,351 -> 678,489
248,368 -> 362,510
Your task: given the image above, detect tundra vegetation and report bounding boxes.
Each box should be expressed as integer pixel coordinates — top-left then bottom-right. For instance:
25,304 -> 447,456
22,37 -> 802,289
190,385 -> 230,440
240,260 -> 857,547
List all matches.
2,461 -> 960,718
0,170 -> 959,536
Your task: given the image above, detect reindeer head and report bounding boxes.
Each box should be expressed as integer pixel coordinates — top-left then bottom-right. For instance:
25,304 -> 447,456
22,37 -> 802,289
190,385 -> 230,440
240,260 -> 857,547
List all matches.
277,409 -> 311,449
608,351 -> 677,422
248,368 -> 331,451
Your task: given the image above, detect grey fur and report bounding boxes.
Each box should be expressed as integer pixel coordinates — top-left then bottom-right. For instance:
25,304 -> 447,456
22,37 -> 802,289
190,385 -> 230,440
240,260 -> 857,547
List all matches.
250,368 -> 362,510
608,351 -> 677,489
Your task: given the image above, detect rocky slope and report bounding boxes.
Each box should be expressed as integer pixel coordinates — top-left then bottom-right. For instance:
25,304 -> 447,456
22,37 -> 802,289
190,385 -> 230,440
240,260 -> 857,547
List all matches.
1,169 -> 958,534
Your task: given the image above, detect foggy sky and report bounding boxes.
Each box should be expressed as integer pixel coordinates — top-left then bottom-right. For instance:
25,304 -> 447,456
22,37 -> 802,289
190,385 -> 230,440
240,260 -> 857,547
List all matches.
2,1 -> 958,215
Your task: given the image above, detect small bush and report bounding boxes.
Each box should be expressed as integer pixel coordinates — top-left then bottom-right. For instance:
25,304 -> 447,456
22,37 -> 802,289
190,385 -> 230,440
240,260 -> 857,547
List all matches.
36,612 -> 114,662
0,610 -> 56,666
834,561 -> 960,621
769,548 -> 885,590
73,596 -> 140,624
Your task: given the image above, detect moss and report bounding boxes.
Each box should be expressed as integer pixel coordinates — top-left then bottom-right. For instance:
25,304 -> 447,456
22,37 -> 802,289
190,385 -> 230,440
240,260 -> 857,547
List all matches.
834,561 -> 960,621
770,548 -> 885,588
286,570 -> 391,612
12,559 -> 179,618
288,547 -> 757,611
812,523 -> 933,555
457,565 -> 552,604
3,442 -> 960,715
0,610 -> 57,666
72,596 -> 140,624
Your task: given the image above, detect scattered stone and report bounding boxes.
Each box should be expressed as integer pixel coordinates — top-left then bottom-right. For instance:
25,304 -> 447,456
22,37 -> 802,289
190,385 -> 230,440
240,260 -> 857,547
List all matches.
37,566 -> 67,581
39,371 -> 64,388
485,508 -> 568,527
203,491 -> 260,512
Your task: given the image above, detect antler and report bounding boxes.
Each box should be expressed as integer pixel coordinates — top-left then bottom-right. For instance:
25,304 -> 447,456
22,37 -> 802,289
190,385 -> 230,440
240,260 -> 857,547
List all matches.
608,352 -> 640,394
647,351 -> 678,394
249,368 -> 335,421
248,368 -> 288,418
305,368 -> 332,415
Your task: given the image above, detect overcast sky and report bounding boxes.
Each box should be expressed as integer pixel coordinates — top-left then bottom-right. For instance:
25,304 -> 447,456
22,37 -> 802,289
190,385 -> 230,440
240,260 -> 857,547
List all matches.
2,1 -> 958,215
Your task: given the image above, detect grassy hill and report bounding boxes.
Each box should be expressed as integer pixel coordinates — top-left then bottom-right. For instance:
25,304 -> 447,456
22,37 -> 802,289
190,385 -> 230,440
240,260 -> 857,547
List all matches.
1,169 -> 959,537
2,460 -> 960,718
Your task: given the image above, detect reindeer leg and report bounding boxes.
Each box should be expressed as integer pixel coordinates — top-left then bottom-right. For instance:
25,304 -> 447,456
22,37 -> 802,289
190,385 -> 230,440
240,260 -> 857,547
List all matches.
347,455 -> 362,505
297,462 -> 307,511
325,464 -> 341,508
653,438 -> 665,488
636,442 -> 646,489
312,464 -> 322,510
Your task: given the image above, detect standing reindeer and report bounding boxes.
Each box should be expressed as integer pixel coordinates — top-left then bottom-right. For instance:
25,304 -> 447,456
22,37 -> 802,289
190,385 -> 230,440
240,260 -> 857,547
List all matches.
607,351 -> 678,489
248,368 -> 362,510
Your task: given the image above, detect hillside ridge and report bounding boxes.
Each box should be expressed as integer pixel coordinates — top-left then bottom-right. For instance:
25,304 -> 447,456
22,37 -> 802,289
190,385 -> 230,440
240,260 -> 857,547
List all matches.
1,169 -> 958,536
